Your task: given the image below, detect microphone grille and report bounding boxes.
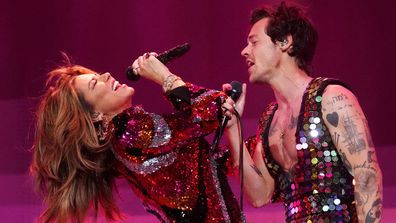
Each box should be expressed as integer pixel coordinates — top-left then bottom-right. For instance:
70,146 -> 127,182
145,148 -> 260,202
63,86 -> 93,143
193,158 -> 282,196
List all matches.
228,81 -> 242,101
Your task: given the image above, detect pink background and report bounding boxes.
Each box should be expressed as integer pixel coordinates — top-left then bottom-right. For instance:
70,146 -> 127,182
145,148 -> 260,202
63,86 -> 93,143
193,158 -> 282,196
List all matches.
0,0 -> 395,221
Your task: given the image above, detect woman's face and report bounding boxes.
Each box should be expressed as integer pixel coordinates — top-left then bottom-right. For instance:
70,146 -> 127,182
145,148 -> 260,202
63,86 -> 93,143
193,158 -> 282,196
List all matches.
74,72 -> 134,115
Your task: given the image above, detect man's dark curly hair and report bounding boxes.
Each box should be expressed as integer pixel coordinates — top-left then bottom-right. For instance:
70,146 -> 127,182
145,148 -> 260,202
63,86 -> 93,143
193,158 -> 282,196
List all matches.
250,1 -> 318,74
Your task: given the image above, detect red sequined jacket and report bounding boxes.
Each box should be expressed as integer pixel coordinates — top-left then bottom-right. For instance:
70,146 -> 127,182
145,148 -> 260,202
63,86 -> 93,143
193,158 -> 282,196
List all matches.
111,83 -> 245,223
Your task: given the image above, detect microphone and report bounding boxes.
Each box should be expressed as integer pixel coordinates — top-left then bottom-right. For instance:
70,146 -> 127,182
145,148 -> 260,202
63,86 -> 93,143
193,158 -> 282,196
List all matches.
211,81 -> 242,155
220,81 -> 243,131
126,43 -> 190,81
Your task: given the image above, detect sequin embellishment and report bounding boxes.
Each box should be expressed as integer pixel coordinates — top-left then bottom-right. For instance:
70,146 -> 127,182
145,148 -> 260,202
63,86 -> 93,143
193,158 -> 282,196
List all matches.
113,150 -> 177,174
149,113 -> 171,148
257,78 -> 358,222
111,83 -> 245,223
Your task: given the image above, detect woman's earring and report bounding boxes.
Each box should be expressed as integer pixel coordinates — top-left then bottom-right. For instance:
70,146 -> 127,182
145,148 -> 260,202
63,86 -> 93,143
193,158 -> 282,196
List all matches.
92,111 -> 104,122
92,112 -> 113,142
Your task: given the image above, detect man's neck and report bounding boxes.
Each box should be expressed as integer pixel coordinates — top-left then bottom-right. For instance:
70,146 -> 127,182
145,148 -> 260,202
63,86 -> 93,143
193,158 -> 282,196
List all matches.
269,68 -> 312,109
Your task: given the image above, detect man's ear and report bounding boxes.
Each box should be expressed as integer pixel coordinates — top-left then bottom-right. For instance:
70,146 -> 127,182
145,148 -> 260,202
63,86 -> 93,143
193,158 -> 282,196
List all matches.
277,35 -> 293,52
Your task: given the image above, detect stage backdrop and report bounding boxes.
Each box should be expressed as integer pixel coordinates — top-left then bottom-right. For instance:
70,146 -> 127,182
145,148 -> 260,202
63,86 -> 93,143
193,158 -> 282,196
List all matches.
0,0 -> 395,185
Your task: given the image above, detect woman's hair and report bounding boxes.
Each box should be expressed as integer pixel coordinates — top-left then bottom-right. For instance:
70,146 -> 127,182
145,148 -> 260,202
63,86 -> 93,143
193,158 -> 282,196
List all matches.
30,56 -> 121,223
250,1 -> 318,74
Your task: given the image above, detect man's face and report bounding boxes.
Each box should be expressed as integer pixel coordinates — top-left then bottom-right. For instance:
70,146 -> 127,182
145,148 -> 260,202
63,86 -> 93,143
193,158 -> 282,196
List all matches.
241,18 -> 282,83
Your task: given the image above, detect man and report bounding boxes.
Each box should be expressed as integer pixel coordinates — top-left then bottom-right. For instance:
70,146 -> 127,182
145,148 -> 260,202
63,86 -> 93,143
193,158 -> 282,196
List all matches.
225,2 -> 382,222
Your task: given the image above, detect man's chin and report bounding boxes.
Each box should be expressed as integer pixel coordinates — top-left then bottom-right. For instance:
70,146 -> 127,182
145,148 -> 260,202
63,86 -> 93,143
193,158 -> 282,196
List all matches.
248,74 -> 257,83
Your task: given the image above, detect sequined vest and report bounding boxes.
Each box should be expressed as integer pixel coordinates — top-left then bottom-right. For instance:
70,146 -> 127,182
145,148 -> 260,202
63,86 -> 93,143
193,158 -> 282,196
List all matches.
259,77 -> 358,222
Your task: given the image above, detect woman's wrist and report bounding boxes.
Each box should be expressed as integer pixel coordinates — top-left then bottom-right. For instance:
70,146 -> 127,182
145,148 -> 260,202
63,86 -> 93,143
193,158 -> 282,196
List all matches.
162,74 -> 185,92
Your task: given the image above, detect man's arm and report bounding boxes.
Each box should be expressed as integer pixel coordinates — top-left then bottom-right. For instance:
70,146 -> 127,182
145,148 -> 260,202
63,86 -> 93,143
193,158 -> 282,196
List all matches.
322,85 -> 383,223
222,83 -> 275,207
225,125 -> 275,207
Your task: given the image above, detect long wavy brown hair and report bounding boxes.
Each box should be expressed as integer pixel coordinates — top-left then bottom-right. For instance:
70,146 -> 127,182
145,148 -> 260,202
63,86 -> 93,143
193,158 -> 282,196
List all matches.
30,59 -> 121,223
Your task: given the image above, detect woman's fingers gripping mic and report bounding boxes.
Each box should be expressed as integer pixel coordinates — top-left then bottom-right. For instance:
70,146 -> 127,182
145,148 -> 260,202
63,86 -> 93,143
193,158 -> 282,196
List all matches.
136,52 -> 172,86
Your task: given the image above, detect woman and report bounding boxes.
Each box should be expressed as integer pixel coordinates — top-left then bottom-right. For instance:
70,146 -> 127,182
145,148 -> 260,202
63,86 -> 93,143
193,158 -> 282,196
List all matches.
30,53 -> 245,223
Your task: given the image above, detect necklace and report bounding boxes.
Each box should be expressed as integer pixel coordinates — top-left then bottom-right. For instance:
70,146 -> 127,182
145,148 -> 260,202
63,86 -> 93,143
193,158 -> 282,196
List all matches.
280,130 -> 287,150
280,131 -> 286,140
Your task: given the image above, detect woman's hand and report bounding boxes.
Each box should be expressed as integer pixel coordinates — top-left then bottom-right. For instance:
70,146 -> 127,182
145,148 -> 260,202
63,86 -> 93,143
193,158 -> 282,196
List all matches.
221,83 -> 246,128
131,52 -> 185,91
131,52 -> 172,85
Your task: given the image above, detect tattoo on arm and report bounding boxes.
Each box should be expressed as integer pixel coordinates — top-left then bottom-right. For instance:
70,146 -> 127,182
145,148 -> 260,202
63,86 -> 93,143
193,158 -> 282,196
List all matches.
325,88 -> 382,221
353,162 -> 378,206
338,150 -> 353,174
250,164 -> 263,177
341,110 -> 366,154
326,112 -> 339,127
332,93 -> 348,103
288,115 -> 297,129
332,132 -> 341,148
365,198 -> 382,223
327,95 -> 369,155
354,162 -> 382,222
367,151 -> 378,164
363,119 -> 375,148
354,163 -> 378,192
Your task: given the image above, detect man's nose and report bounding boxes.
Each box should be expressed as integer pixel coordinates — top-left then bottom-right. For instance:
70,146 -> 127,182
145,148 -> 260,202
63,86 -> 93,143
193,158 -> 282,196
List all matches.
241,46 -> 248,57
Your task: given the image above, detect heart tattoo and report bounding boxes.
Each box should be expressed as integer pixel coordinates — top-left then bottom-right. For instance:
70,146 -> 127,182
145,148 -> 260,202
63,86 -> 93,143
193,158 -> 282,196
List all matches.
326,112 -> 339,127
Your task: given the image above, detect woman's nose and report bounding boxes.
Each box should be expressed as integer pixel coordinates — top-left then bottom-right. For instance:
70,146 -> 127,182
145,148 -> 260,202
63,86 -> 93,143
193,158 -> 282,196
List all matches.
98,72 -> 111,82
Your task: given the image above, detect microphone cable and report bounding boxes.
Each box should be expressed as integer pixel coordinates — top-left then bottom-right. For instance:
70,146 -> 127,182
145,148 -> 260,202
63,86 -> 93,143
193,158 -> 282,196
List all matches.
234,109 -> 245,213
210,105 -> 245,217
